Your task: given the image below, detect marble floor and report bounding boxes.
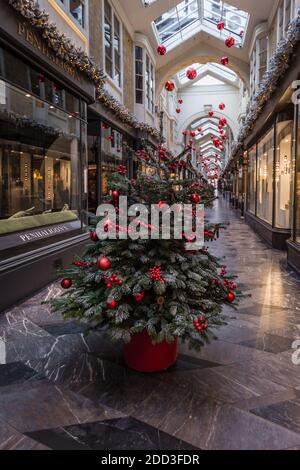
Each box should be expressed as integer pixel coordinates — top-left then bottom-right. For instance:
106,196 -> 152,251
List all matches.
1,197 -> 300,450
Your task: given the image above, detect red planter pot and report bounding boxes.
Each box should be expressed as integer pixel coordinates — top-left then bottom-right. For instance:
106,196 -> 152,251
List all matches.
123,330 -> 179,373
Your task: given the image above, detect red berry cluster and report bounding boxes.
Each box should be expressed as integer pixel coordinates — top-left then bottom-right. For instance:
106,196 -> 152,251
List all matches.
220,266 -> 227,277
149,266 -> 164,282
194,315 -> 208,333
73,260 -> 94,268
136,149 -> 150,161
103,273 -> 123,289
224,279 -> 237,291
211,278 -> 222,288
117,165 -> 127,175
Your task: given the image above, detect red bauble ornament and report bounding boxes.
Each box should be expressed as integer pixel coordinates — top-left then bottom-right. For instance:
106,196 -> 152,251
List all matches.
186,67 -> 197,80
225,36 -> 235,48
112,190 -> 119,200
219,103 -> 225,110
220,56 -> 229,66
213,138 -> 220,148
227,292 -> 236,303
197,127 -> 202,132
90,231 -> 98,242
190,131 -> 196,138
61,278 -> 72,289
176,108 -> 181,114
157,44 -> 167,56
134,292 -> 145,302
208,111 -> 214,117
217,21 -> 225,30
178,99 -> 183,104
98,257 -> 111,271
107,299 -> 118,310
165,80 -> 175,92
191,193 -> 201,204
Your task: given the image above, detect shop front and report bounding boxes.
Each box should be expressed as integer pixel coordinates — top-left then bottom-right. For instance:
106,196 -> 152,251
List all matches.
245,107 -> 293,249
0,4 -> 95,311
287,97 -> 300,274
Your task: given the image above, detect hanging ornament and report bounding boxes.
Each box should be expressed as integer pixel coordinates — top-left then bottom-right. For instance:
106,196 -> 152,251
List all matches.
219,103 -> 225,110
208,111 -> 214,117
217,21 -> 225,31
197,127 -> 202,133
157,44 -> 167,56
227,292 -> 236,303
134,292 -> 145,302
165,80 -> 175,92
191,193 -> 201,204
98,257 -> 111,271
178,99 -> 183,104
176,108 -> 181,114
213,138 -> 220,147
112,190 -> 120,200
61,278 -> 72,289
220,56 -> 229,66
182,130 -> 187,136
186,67 -> 197,80
225,36 -> 235,48
190,131 -> 196,138
90,231 -> 98,242
107,299 -> 118,310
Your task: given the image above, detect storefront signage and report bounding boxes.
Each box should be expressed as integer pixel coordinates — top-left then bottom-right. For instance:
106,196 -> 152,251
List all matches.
17,22 -> 82,84
0,2 -> 95,102
0,220 -> 81,254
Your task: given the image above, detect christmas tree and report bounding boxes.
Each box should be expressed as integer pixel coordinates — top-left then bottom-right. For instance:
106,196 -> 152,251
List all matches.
49,143 -> 240,351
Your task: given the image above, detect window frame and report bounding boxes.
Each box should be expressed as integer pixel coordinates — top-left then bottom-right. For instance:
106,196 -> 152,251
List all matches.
103,0 -> 123,89
56,0 -> 87,31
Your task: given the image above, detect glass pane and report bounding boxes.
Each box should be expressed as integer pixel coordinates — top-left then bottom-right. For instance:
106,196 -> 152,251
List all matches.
296,105 -> 300,243
0,79 -> 84,242
257,128 -> 274,224
70,0 -> 85,27
247,145 -> 257,214
274,120 -> 292,228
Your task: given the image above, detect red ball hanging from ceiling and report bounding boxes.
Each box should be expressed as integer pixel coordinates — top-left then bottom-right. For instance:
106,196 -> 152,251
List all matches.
220,56 -> 229,66
186,67 -> 197,80
219,103 -> 225,110
176,108 -> 181,114
178,99 -> 183,104
208,111 -> 214,117
165,80 -> 175,92
225,36 -> 235,48
217,21 -> 225,31
157,44 -> 167,55
190,131 -> 196,138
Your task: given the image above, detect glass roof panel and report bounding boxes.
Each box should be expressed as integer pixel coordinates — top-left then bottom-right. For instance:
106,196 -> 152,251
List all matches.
177,62 -> 238,84
153,0 -> 249,51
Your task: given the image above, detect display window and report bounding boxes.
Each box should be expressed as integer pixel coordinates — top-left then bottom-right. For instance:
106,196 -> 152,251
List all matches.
0,77 -> 87,249
275,119 -> 293,229
257,128 -> 274,225
246,145 -> 256,214
295,104 -> 300,244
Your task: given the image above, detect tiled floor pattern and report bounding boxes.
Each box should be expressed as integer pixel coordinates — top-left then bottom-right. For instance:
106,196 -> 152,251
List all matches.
1,196 -> 300,450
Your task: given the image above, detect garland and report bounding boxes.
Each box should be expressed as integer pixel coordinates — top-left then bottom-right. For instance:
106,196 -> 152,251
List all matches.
8,0 -> 160,140
231,10 -> 300,161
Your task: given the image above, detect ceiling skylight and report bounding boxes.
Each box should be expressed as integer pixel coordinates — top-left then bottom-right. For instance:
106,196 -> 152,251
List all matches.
153,0 -> 249,51
177,62 -> 238,85
193,75 -> 226,86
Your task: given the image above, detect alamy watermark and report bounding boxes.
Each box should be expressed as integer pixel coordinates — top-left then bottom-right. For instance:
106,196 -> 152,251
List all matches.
95,197 -> 205,251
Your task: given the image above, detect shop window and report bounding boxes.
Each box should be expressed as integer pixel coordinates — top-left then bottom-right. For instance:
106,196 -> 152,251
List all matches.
101,124 -> 124,195
295,105 -> 300,244
246,145 -> 256,214
104,0 -> 122,87
135,46 -> 144,104
257,128 -> 274,225
275,119 -> 293,229
0,79 -> 86,244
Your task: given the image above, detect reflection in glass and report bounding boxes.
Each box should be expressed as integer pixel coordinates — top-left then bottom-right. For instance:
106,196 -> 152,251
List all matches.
257,128 -> 274,225
295,105 -> 300,244
275,120 -> 292,229
247,145 -> 256,214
